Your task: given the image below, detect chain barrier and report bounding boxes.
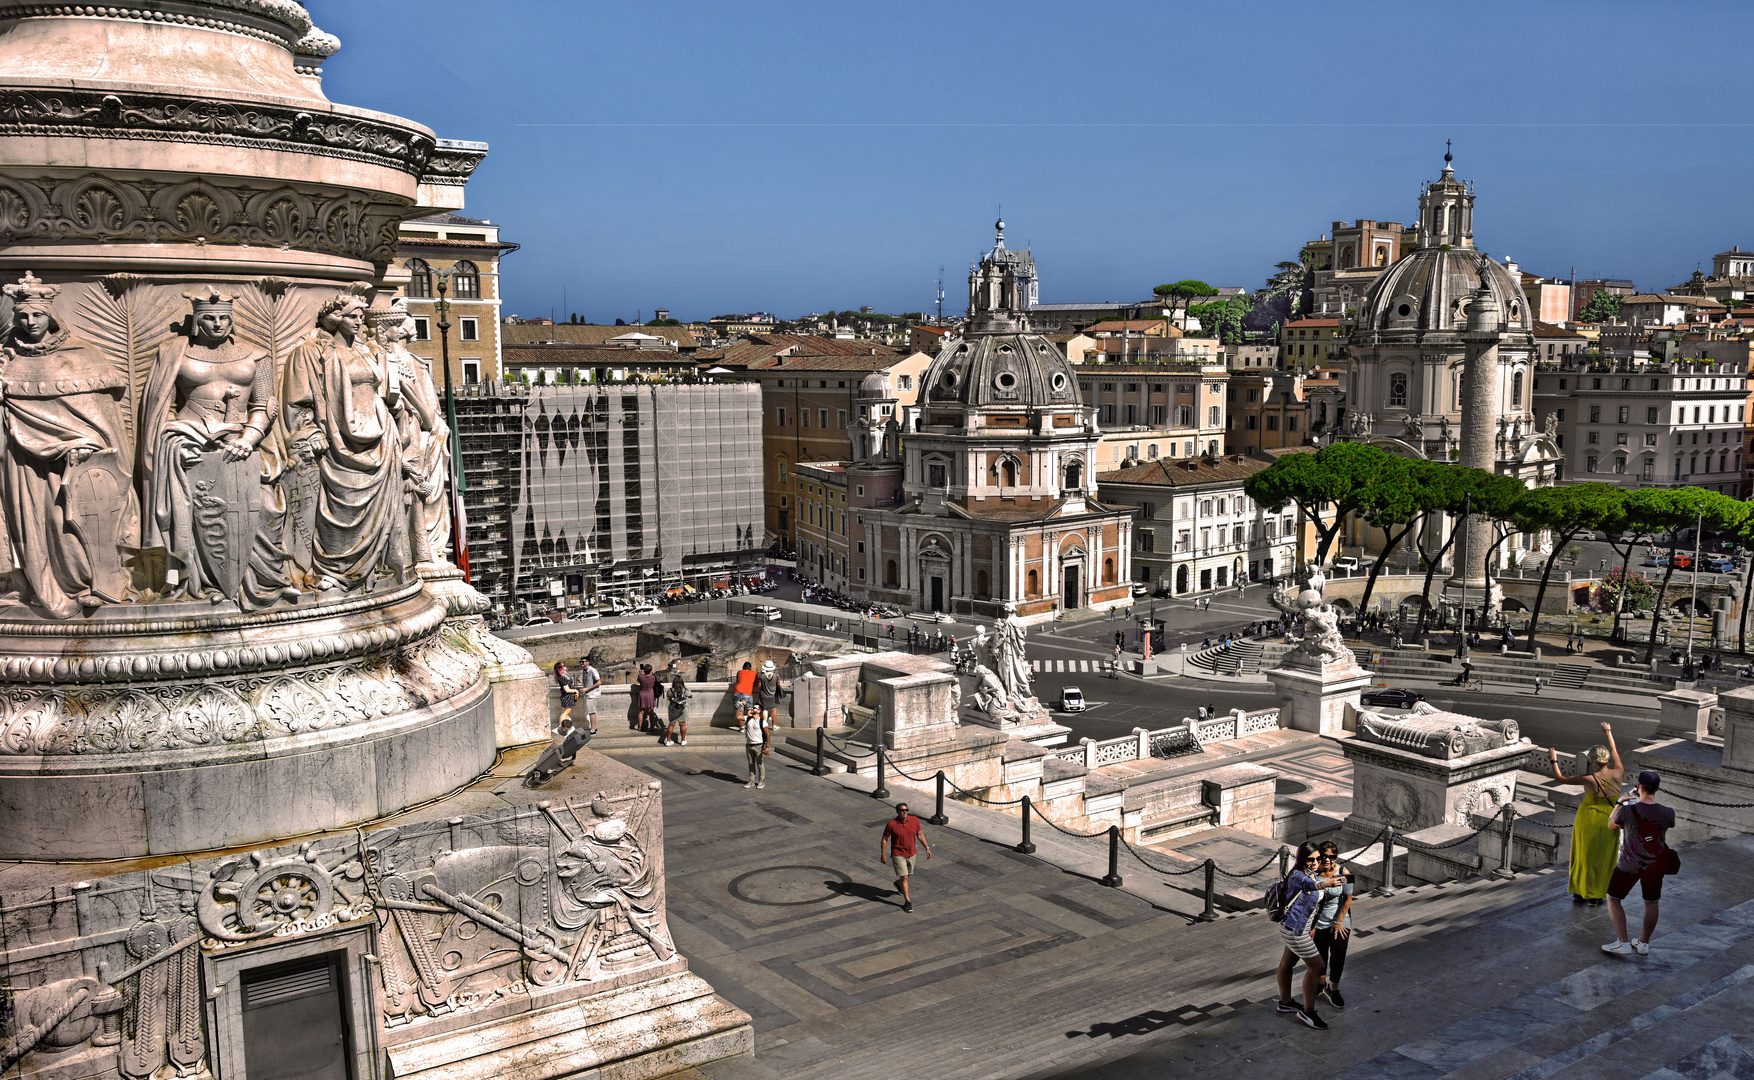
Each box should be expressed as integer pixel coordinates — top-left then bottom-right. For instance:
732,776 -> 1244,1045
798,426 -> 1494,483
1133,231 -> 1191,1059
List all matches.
1119,835 -> 1207,876
1660,790 -> 1754,810
1212,852 -> 1281,881
1026,799 -> 1113,839
822,729 -> 877,758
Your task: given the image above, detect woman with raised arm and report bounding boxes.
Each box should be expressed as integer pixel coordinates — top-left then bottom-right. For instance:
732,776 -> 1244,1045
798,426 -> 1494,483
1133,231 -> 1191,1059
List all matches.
1549,721 -> 1624,907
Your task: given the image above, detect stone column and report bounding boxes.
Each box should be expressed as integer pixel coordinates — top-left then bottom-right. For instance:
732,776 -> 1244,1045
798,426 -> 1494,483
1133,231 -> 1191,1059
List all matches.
1450,284 -> 1501,593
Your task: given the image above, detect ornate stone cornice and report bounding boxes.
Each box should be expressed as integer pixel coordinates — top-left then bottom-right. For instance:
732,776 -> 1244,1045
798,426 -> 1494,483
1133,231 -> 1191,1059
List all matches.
422,139 -> 489,185
0,170 -> 409,264
0,88 -> 435,176
0,0 -> 311,48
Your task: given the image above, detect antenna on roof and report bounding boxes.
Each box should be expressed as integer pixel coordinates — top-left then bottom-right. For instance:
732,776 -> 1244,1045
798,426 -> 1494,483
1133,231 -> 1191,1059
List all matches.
936,266 -> 945,324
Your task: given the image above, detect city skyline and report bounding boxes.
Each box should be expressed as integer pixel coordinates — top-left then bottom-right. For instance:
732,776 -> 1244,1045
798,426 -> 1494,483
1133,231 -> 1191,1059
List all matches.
323,0 -> 1752,323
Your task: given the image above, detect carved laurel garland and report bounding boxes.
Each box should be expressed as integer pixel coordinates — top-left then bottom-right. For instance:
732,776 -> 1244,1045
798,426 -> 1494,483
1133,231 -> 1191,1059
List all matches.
0,172 -> 406,263
0,643 -> 491,755
0,89 -> 434,175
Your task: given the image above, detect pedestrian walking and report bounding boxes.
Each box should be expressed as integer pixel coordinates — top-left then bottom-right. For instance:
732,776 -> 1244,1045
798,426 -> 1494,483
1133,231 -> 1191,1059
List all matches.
1602,770 -> 1677,955
1550,722 -> 1624,906
578,655 -> 602,734
879,801 -> 933,912
1534,675 -> 1545,694
755,659 -> 786,725
663,672 -> 692,746
732,660 -> 758,711
741,701 -> 771,789
1275,841 -> 1345,1030
635,664 -> 659,733
1312,842 -> 1355,1009
552,662 -> 579,735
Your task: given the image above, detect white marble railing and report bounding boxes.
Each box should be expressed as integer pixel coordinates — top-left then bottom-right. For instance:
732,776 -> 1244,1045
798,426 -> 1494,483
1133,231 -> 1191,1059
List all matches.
1050,708 -> 1282,769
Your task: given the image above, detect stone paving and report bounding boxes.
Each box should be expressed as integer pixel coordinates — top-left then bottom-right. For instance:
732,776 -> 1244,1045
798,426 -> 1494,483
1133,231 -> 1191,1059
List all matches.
615,740 -> 1754,1080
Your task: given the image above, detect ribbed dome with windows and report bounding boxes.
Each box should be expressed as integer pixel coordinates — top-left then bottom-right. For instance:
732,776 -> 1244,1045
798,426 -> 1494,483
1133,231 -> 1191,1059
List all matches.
1352,152 -> 1532,339
922,217 -> 1080,409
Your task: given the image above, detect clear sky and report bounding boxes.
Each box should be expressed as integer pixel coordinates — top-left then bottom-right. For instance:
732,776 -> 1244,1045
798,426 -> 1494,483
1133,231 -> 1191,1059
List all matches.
320,0 -> 1753,324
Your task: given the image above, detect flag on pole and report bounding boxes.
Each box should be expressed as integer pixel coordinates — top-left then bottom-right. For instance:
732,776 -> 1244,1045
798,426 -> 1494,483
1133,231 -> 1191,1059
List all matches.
449,416 -> 470,581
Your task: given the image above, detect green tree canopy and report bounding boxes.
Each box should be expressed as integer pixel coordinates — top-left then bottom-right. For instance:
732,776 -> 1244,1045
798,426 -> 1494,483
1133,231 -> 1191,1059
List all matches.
1153,279 -> 1218,302
1243,442 -> 1409,565
1578,291 -> 1624,323
1188,295 -> 1251,345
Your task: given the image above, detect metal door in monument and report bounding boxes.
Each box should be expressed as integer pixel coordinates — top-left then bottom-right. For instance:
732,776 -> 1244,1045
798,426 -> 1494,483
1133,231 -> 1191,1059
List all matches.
930,576 -> 944,612
241,955 -> 351,1080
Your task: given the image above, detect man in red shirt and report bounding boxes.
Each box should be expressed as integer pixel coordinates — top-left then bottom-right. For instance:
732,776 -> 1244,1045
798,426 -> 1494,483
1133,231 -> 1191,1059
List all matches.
879,801 -> 933,912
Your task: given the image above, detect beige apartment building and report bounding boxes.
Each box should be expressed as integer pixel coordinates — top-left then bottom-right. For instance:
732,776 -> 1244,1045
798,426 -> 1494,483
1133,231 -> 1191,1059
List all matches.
393,213 -> 519,385
1074,362 -> 1229,470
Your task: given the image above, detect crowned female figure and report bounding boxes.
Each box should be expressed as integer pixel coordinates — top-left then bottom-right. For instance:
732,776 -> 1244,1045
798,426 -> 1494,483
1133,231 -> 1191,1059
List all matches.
138,288 -> 297,607
0,272 -> 136,618
285,293 -> 407,592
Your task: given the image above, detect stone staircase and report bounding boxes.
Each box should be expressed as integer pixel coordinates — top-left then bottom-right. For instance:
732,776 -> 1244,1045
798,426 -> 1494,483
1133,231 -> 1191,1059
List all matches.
1188,637 -> 1267,675
1547,662 -> 1591,689
1361,647 -> 1676,696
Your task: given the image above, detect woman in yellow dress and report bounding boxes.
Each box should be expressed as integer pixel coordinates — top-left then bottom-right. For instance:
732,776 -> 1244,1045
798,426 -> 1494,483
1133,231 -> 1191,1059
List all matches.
1547,721 -> 1623,906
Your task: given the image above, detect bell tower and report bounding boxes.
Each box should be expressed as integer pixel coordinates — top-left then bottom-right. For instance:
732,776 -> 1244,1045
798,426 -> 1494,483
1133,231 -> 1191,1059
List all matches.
1417,143 -> 1475,250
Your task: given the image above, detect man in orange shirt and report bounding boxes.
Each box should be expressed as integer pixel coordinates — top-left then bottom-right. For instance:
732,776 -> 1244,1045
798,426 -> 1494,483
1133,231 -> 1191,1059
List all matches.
732,661 -> 758,710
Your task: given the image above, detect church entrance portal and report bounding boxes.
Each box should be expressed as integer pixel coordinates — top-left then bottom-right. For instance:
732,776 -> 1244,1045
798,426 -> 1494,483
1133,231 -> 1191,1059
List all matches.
930,576 -> 944,612
1062,564 -> 1081,610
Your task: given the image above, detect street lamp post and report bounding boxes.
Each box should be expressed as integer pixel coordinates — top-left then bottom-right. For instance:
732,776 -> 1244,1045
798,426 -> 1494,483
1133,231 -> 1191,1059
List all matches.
1687,508 -> 1702,670
1456,493 -> 1471,662
432,269 -> 468,581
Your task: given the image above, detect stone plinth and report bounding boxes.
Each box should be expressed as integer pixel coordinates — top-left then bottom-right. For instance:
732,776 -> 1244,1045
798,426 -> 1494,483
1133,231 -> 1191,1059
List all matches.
1725,685 -> 1754,772
1337,734 -> 1533,850
1656,688 -> 1719,744
1266,662 -> 1372,735
1200,762 -> 1279,837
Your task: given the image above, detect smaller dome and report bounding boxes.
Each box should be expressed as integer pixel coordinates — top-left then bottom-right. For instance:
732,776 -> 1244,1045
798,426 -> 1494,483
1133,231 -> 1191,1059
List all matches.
858,371 -> 893,399
921,333 -> 1078,409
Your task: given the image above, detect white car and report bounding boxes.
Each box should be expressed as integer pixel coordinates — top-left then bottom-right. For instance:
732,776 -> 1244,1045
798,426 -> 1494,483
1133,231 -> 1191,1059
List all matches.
748,605 -> 784,622
521,616 -> 555,627
1332,556 -> 1361,571
1060,687 -> 1086,712
622,603 -> 662,616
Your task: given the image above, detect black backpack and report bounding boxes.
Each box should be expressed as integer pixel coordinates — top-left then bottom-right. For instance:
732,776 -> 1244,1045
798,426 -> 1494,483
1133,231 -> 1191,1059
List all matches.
1265,876 -> 1291,922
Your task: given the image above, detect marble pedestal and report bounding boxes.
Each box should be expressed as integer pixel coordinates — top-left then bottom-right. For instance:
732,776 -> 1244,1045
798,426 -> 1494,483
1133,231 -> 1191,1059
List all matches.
961,698 -> 1073,747
1337,734 -> 1533,850
1266,662 -> 1372,735
1630,685 -> 1754,841
1655,689 -> 1719,744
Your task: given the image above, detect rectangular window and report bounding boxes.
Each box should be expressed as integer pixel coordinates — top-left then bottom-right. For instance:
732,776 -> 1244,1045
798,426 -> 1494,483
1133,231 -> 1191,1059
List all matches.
1587,455 -> 1599,472
1139,502 -> 1156,519
1647,407 -> 1659,424
898,374 -> 912,389
1587,431 -> 1599,444
1287,416 -> 1298,431
1645,433 -> 1658,446
1176,530 -> 1190,551
413,316 -> 430,341
1694,407 -> 1701,423
837,409 -> 847,429
819,409 -> 829,429
1617,432 -> 1629,445
1137,529 -> 1155,552
777,407 -> 787,427
1267,415 -> 1279,430
1101,404 -> 1116,424
1618,406 -> 1630,423
801,410 -> 810,429
928,463 -> 946,487
459,317 -> 478,341
1246,415 -> 1258,430
1589,406 -> 1601,423
1208,404 -> 1221,427
1176,405 -> 1193,426
1151,405 -> 1167,425
1557,408 -> 1566,422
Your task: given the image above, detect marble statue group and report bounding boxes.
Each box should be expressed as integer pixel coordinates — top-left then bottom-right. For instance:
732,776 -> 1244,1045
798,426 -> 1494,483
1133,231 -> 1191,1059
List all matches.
0,274 -> 454,620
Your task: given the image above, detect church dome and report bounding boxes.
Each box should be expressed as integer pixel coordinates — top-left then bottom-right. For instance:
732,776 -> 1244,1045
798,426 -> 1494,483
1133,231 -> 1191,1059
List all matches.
1354,247 -> 1531,336
1352,154 -> 1533,338
921,332 -> 1079,409
857,370 -> 893,399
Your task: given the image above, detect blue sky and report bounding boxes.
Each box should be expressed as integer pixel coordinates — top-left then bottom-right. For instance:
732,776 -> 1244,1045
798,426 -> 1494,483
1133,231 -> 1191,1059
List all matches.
320,1 -> 1753,323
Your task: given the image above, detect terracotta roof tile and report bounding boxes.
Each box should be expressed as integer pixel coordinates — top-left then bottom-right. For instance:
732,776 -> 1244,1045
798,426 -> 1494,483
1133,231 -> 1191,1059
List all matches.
1097,455 -> 1274,487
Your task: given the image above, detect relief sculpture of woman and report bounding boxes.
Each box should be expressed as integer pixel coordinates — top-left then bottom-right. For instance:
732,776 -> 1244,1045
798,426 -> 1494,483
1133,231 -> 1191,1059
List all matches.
138,288 -> 298,608
0,272 -> 137,619
285,293 -> 408,592
373,299 -> 450,567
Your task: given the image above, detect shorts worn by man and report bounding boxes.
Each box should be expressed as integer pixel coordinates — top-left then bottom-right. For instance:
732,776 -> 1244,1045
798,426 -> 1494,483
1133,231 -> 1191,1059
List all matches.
1603,769 -> 1677,956
879,803 -> 933,912
741,706 -> 771,789
578,659 -> 602,733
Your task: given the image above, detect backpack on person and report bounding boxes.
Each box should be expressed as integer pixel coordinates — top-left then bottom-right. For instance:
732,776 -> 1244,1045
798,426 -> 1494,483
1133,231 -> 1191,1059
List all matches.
1265,876 -> 1291,922
1628,802 -> 1681,875
667,681 -> 691,707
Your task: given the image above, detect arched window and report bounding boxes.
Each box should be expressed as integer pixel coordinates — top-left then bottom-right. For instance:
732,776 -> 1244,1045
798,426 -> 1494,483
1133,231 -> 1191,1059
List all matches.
1103,557 -> 1114,583
1176,565 -> 1189,594
406,258 -> 432,298
1027,569 -> 1039,596
452,260 -> 480,299
975,570 -> 989,598
1511,371 -> 1523,407
1064,461 -> 1082,490
884,559 -> 898,588
1001,458 -> 1018,487
1340,245 -> 1354,268
1375,245 -> 1389,266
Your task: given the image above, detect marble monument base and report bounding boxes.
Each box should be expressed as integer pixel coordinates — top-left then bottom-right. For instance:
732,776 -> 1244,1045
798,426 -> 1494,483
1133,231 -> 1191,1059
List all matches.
1336,734 -> 1532,850
962,698 -> 1072,747
1265,662 -> 1372,735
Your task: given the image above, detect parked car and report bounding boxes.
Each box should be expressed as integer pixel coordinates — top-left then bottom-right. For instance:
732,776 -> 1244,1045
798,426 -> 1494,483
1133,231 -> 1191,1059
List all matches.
1704,554 -> 1737,574
622,603 -> 662,616
1671,554 -> 1694,570
1059,686 -> 1086,713
566,609 -> 601,621
1332,556 -> 1361,571
1360,687 -> 1425,708
1130,582 -> 1149,596
748,605 -> 784,622
521,616 -> 556,627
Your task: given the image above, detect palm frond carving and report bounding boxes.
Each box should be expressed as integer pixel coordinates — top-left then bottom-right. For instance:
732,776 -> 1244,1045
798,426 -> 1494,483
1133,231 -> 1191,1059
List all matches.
75,278 -> 182,455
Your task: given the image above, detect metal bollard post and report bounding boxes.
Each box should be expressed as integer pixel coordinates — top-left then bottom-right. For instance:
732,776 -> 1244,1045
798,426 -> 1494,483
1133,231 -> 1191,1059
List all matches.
1493,804 -> 1517,880
1100,826 -> 1124,887
1373,827 -> 1397,897
1277,845 -> 1290,880
1198,859 -> 1218,922
928,771 -> 949,825
1015,795 -> 1036,855
873,746 -> 890,800
812,726 -> 829,776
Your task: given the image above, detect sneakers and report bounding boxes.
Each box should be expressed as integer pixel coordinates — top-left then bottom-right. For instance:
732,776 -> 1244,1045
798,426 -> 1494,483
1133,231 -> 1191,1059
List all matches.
1298,1008 -> 1329,1030
662,738 -> 673,746
902,900 -> 914,912
744,781 -> 754,789
756,781 -> 765,789
1322,985 -> 1346,1009
1275,1000 -> 1299,1015
680,738 -> 688,745
1633,940 -> 1650,955
1602,940 -> 1635,955
1587,898 -> 1604,907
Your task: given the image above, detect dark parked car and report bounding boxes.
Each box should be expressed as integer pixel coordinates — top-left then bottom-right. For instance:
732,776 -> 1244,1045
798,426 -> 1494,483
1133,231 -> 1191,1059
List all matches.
1360,687 -> 1425,708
